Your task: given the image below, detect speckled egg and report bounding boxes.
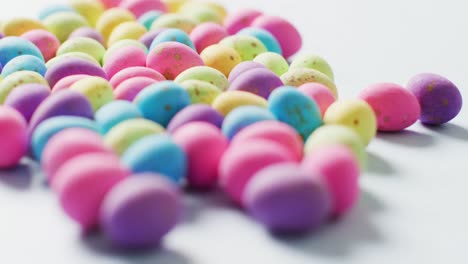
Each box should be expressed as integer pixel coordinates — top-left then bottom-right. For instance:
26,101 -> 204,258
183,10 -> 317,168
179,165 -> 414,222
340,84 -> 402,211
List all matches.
222,106 -> 276,140
166,104 -> 224,133
224,9 -> 262,35
57,37 -> 106,63
45,57 -> 107,87
2,17 -> 46,36
229,67 -> 283,99
190,22 -> 228,53
1,55 -> 47,78
228,61 -> 265,83
0,36 -> 44,66
212,91 -> 268,116
0,71 -> 49,104
175,66 -> 228,91
95,100 -> 142,134
200,44 -> 241,77
238,27 -> 282,55
219,35 -> 267,62
179,80 -> 221,105
69,76 -> 114,112
103,45 -> 147,78
114,76 -> 157,101
21,29 -> 60,62
43,12 -> 90,42
151,13 -> 197,34
96,8 -> 136,44
107,21 -> 147,47
109,66 -> 166,88
253,52 -> 288,76
4,84 -> 50,122
281,68 -> 337,98
150,28 -> 195,51
290,54 -> 334,80
119,0 -> 167,18
138,11 -> 163,30
298,83 -> 336,117
68,27 -> 105,45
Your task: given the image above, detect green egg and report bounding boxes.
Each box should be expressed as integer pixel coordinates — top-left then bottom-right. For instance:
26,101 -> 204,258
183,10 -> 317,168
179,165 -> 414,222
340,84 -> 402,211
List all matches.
0,71 -> 49,103
107,21 -> 147,47
69,76 -> 114,112
281,68 -> 338,98
254,52 -> 289,76
179,5 -> 222,24
290,54 -> 334,80
46,52 -> 101,68
103,39 -> 148,65
180,80 -> 221,104
57,37 -> 106,64
151,13 -> 197,34
175,66 -> 228,91
43,12 -> 89,42
219,35 -> 267,62
304,124 -> 367,169
104,118 -> 165,155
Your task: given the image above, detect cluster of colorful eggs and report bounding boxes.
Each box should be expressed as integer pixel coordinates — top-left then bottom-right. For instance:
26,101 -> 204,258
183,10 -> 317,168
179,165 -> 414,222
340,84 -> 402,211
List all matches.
0,0 -> 463,249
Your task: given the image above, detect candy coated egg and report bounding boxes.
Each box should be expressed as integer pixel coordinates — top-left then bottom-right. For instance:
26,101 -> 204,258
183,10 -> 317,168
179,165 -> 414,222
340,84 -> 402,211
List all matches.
219,35 -> 267,62
290,54 -> 334,80
359,83 -> 420,132
0,36 -> 44,66
104,118 -> 165,155
70,0 -> 105,27
281,68 -> 337,98
302,145 -> 360,217
244,163 -> 331,232
219,140 -> 295,205
96,8 -> 136,43
134,81 -> 191,127
151,13 -> 197,34
175,66 -> 228,91
172,122 -> 227,189
324,99 -> 377,146
179,80 -> 221,104
107,21 -> 147,47
52,74 -> 90,93
190,22 -> 228,53
103,39 -> 147,65
45,57 -> 107,87
200,44 -> 242,77
21,29 -> 60,62
38,5 -> 76,21
167,104 -> 223,133
147,42 -> 204,80
138,29 -> 164,49
222,106 -> 276,140
163,0 -> 188,12
122,134 -> 187,183
407,73 -> 463,125
46,52 -> 100,68
100,174 -> 181,248
2,55 -> 47,78
101,0 -> 123,8
231,120 -> 303,162
0,106 -> 28,168
224,9 -> 262,35
138,11 -> 163,30
104,46 -> 147,78
69,77 -> 114,111
69,27 -> 105,45
269,87 -> 322,140
53,153 -> 130,229
2,17 -> 46,36
4,84 -> 50,122
228,61 -> 265,83
95,100 -> 142,134
43,12 -> 89,42
109,66 -> 166,88
42,128 -> 113,183
229,68 -> 283,99
0,71 -> 49,104
238,27 -> 282,55
57,37 -> 106,63
150,28 -> 195,51
31,116 -> 100,160
298,83 -> 336,117
253,52 -> 288,76
212,91 -> 268,116
304,124 -> 367,169
119,0 -> 168,18
180,5 -> 222,24
114,77 -> 157,101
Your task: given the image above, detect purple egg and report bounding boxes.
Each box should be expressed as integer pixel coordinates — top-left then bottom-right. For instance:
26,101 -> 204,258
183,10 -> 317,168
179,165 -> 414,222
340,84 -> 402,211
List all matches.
244,163 -> 331,233
167,104 -> 224,133
229,68 -> 284,99
407,73 -> 463,125
28,90 -> 94,134
45,57 -> 107,87
68,27 -> 105,46
139,29 -> 165,50
100,174 -> 181,249
228,61 -> 265,83
4,84 -> 50,122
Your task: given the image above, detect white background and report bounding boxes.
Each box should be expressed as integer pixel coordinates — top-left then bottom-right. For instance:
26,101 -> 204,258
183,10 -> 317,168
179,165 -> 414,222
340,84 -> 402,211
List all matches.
1,0 -> 468,263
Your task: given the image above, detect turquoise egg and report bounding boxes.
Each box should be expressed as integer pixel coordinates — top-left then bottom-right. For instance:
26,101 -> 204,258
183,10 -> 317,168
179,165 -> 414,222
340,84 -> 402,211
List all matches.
2,55 -> 47,78
31,116 -> 100,160
138,11 -> 163,30
269,86 -> 322,139
150,29 -> 196,51
237,27 -> 282,55
222,106 -> 276,140
0,37 -> 45,66
121,134 -> 187,183
134,81 -> 191,127
95,100 -> 142,134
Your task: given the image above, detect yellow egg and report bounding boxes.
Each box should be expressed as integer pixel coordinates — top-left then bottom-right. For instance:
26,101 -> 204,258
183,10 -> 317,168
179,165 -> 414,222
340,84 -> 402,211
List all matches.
178,1 -> 227,19
281,68 -> 338,98
151,13 -> 197,34
201,44 -> 241,77
163,0 -> 189,13
2,17 -> 46,36
57,37 -> 106,64
107,21 -> 147,47
69,76 -> 114,112
46,52 -> 101,68
180,80 -> 221,104
0,71 -> 49,103
70,0 -> 104,27
324,99 -> 377,145
212,91 -> 268,116
96,8 -> 135,44
43,12 -> 89,42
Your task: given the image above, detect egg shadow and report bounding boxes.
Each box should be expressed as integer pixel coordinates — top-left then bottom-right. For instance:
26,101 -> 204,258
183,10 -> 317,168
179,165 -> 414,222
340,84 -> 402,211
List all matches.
0,159 -> 33,190
423,123 -> 468,141
182,189 -> 239,223
273,189 -> 385,258
366,152 -> 396,176
377,130 -> 436,147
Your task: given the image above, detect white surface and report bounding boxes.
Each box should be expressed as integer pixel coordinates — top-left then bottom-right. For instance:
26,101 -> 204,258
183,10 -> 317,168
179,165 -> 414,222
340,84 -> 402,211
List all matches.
1,0 -> 468,263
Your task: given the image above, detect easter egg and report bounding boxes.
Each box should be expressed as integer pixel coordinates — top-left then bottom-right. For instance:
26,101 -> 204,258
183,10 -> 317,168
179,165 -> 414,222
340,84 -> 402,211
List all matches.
238,27 -> 282,55
222,106 -> 276,140
151,13 -> 197,34
114,77 -> 157,101
229,68 -> 283,99
103,40 -> 148,64
224,9 -> 263,35
0,36 -> 44,66
167,104 -> 223,133
212,91 -> 268,116
109,66 -> 166,88
69,27 -> 105,45
57,37 -> 106,63
69,77 -> 114,112
52,74 -> 90,93
253,52 -> 288,76
101,0 -> 124,8
200,44 -> 241,77
46,52 -> 101,68
119,0 -> 168,18
138,29 -> 164,49
179,5 -> 222,24
0,71 -> 49,104
95,100 -> 142,134
290,54 -> 335,80
96,8 -> 136,44
281,68 -> 337,97
179,80 -> 221,104
4,84 -> 50,122
175,66 -> 228,91
1,55 -> 47,78
2,17 -> 46,36
21,29 -> 60,62
298,83 -> 336,117
138,11 -> 163,30
228,61 -> 265,83
70,0 -> 105,27
45,57 -> 107,87
43,12 -> 90,42
0,106 -> 28,168
107,21 -> 147,47
150,28 -> 195,51
219,35 -> 267,62
38,5 -> 76,21
103,45 -> 147,78
190,22 -> 228,53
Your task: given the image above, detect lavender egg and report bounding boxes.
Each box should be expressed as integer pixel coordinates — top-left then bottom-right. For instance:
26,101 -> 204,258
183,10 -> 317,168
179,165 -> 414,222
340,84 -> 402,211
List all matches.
167,104 -> 224,133
45,57 -> 107,87
229,68 -> 283,99
228,61 -> 265,83
4,84 -> 50,122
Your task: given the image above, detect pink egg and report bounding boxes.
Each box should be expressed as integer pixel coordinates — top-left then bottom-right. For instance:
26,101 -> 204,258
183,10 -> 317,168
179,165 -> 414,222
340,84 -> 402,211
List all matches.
119,0 -> 167,18
230,120 -> 303,161
114,76 -> 157,101
298,83 -> 336,117
21,29 -> 60,62
103,45 -> 147,79
109,66 -> 166,88
359,83 -> 421,132
53,153 -> 130,230
100,0 -> 122,8
0,106 -> 28,168
251,15 -> 302,58
190,22 -> 228,53
224,9 -> 263,35
41,128 -> 114,184
52,74 -> 90,93
147,42 -> 204,80
219,139 -> 295,206
172,122 -> 228,189
302,145 -> 360,217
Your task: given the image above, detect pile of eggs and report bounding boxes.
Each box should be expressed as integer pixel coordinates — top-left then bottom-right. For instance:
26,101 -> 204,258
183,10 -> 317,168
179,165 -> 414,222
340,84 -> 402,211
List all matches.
0,0 -> 463,249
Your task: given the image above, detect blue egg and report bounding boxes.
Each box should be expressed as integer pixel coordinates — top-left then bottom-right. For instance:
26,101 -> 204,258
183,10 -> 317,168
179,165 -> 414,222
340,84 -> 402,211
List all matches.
139,11 -> 163,30
150,29 -> 196,51
95,100 -> 142,134
134,81 -> 191,127
269,86 -> 322,140
122,134 -> 187,183
38,5 -> 75,20
0,37 -> 45,66
2,55 -> 47,78
222,106 -> 276,140
31,116 -> 100,160
238,27 -> 283,55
